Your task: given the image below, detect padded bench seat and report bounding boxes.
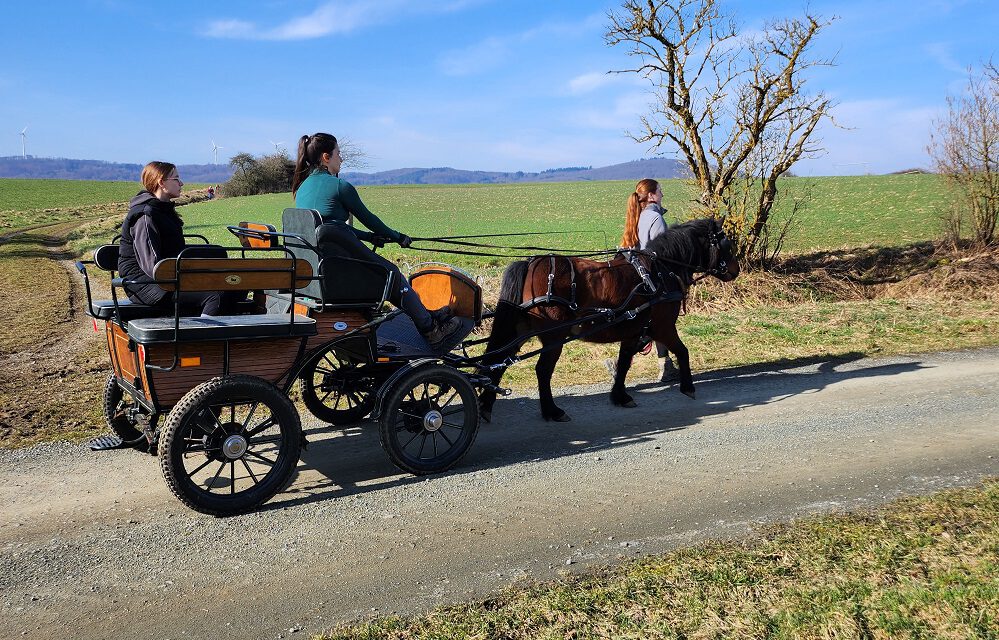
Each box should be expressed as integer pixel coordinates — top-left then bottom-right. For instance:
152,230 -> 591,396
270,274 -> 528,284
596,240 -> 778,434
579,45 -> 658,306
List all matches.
87,299 -> 261,322
87,299 -> 163,322
127,314 -> 316,344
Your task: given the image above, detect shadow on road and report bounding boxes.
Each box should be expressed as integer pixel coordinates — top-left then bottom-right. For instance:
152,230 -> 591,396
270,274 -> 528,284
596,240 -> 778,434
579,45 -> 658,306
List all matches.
269,351 -> 926,512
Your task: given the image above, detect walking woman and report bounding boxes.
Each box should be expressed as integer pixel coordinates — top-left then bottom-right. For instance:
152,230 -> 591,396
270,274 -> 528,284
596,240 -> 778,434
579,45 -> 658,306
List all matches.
291,132 -> 461,349
617,178 -> 678,382
118,161 -> 240,316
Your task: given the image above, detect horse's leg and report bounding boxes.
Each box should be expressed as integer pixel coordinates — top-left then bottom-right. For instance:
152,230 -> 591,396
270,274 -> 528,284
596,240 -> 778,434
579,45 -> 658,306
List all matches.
610,338 -> 642,408
536,338 -> 570,422
652,303 -> 695,398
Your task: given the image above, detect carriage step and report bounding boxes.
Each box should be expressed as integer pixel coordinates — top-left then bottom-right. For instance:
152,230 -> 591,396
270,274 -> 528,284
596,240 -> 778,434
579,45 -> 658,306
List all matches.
89,434 -> 148,451
89,435 -> 127,451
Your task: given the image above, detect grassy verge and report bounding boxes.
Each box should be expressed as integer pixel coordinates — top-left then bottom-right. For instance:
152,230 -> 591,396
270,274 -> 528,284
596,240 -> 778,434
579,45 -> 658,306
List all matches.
320,479 -> 999,639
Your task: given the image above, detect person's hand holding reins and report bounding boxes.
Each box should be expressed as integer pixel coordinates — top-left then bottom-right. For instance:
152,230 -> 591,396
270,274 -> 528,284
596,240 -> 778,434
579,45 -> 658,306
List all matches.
397,233 -> 413,248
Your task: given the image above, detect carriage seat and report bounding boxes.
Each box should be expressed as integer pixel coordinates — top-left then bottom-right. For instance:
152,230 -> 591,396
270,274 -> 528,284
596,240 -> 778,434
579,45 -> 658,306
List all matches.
85,244 -> 258,322
120,254 -> 316,344
126,314 -> 316,344
281,208 -> 393,310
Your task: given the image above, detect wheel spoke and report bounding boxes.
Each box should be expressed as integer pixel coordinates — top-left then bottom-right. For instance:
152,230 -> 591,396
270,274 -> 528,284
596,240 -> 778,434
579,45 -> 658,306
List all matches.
438,389 -> 459,410
400,428 -> 421,450
230,462 -> 235,494
437,429 -> 455,446
245,450 -> 276,466
207,461 -> 227,491
187,457 -> 215,476
245,416 -> 276,438
240,458 -> 260,485
241,402 -> 260,430
247,434 -> 283,446
440,419 -> 466,429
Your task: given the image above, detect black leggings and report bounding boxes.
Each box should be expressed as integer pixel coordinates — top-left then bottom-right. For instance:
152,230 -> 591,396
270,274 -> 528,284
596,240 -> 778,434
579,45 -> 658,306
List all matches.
315,223 -> 433,331
130,290 -> 244,316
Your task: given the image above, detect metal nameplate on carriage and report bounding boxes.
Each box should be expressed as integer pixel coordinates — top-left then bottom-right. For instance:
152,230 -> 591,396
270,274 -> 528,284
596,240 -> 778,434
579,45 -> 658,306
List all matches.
333,321 -> 349,331
225,274 -> 242,285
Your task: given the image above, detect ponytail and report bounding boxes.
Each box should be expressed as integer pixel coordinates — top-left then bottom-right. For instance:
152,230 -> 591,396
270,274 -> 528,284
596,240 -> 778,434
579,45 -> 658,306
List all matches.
620,192 -> 641,248
620,178 -> 659,249
291,132 -> 338,197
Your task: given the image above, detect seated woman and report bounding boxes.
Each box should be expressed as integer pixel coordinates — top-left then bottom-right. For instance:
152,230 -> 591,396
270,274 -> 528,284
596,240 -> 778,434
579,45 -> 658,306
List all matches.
118,161 -> 242,316
291,132 -> 461,349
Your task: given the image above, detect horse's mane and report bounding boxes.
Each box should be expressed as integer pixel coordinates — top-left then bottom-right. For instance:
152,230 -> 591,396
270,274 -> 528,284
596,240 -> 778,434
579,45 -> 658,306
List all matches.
644,218 -> 714,267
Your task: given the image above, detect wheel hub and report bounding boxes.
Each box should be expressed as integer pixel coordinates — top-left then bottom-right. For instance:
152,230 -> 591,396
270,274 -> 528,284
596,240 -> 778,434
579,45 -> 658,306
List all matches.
423,409 -> 443,432
222,434 -> 249,459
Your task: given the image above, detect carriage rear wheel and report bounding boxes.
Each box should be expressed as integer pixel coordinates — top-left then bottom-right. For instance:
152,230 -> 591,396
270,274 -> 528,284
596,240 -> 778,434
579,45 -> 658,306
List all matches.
378,365 -> 480,476
103,373 -> 143,441
300,349 -> 376,424
158,375 -> 302,516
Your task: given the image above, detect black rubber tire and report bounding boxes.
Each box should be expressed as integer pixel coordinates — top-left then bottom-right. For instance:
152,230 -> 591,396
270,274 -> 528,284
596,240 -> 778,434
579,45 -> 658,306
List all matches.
300,349 -> 376,424
103,373 -> 143,441
158,375 -> 301,516
378,364 -> 480,476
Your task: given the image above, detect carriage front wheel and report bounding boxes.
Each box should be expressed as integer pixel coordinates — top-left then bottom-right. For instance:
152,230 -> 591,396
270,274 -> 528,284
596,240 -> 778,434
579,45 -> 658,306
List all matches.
158,375 -> 302,516
378,365 -> 480,475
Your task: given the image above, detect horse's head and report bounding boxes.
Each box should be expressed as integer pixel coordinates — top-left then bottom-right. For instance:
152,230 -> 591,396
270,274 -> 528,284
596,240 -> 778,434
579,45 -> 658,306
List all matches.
645,218 -> 740,282
705,218 -> 740,282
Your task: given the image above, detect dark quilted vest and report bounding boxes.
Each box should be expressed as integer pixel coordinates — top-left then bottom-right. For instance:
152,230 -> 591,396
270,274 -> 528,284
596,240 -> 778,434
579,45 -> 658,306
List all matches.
118,194 -> 185,305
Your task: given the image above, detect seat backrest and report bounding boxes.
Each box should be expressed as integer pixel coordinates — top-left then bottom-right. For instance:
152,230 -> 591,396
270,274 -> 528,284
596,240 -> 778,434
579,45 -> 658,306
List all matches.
281,208 -> 392,307
237,222 -> 280,249
281,208 -> 325,300
410,264 -> 483,325
153,257 -> 313,293
93,244 -> 120,271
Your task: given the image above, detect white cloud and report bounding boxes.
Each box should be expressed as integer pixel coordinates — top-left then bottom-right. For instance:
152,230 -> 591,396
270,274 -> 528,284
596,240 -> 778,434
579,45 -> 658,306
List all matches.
203,0 -> 416,41
437,12 -> 605,77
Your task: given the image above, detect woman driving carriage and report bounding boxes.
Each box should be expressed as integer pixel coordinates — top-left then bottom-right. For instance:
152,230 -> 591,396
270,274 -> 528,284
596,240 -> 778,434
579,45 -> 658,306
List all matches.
291,132 -> 462,349
618,178 -> 678,382
118,161 -> 243,316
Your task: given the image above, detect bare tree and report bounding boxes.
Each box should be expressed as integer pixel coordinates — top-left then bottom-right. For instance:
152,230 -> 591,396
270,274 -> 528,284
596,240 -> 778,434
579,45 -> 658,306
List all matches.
928,64 -> 999,246
336,136 -> 371,173
606,0 -> 835,264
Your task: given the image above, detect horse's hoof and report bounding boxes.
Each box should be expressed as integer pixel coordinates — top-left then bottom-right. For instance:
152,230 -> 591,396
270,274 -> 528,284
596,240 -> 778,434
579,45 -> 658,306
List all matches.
681,389 -> 696,399
612,398 -> 637,408
543,412 -> 571,423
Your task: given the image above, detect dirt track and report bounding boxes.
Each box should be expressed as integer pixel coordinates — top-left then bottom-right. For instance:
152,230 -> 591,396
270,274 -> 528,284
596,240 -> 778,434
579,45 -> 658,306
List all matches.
1,348 -> 998,639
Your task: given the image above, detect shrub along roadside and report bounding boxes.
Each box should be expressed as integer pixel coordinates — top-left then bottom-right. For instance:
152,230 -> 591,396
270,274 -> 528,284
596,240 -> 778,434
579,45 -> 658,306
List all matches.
319,479 -> 999,639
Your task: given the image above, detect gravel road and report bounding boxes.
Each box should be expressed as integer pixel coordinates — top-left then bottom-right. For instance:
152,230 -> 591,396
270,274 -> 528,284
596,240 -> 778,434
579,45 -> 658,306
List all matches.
2,348 -> 997,639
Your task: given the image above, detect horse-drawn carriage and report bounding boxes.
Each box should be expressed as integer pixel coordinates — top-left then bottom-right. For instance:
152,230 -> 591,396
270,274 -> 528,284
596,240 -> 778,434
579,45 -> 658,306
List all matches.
79,208 -> 737,516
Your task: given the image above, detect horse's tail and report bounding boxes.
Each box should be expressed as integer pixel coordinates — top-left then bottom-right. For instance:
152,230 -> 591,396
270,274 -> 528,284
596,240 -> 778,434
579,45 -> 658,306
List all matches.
481,260 -> 530,371
498,260 -> 529,304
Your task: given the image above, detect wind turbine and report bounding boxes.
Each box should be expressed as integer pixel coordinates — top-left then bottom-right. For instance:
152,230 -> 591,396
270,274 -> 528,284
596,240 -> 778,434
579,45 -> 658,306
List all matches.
19,127 -> 27,159
269,140 -> 284,153
211,139 -> 223,164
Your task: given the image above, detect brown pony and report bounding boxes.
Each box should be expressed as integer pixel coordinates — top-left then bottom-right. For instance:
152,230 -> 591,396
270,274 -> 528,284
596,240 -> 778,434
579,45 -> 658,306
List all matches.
478,217 -> 739,422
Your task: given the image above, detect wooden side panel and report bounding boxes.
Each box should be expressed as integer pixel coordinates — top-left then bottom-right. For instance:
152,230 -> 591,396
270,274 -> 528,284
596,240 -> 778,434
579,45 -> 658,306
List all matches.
144,342 -> 225,407
228,339 -> 302,383
410,267 -> 482,323
237,222 -> 278,249
305,309 -> 371,352
143,338 -> 302,408
107,322 -> 140,385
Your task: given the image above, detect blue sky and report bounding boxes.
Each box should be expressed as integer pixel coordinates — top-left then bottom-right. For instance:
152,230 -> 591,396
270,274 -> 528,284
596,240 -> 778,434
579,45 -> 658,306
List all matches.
1,0 -> 996,176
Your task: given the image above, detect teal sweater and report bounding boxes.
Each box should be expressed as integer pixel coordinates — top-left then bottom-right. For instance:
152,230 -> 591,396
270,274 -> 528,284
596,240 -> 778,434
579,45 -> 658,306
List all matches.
294,169 -> 400,243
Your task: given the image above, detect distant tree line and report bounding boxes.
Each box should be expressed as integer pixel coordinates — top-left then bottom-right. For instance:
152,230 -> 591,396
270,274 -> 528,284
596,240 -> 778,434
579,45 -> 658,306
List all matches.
220,152 -> 295,197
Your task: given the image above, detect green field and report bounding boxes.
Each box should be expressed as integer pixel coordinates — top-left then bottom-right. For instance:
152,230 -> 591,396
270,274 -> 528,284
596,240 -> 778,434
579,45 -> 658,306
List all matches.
174,174 -> 949,268
0,178 -> 140,212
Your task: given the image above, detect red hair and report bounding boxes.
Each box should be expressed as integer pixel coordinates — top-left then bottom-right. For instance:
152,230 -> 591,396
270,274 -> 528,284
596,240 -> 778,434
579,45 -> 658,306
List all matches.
620,178 -> 659,248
